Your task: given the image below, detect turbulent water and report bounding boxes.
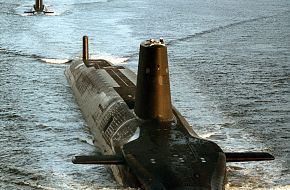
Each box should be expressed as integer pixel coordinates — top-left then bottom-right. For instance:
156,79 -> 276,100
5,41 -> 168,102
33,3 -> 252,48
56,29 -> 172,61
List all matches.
0,0 -> 289,189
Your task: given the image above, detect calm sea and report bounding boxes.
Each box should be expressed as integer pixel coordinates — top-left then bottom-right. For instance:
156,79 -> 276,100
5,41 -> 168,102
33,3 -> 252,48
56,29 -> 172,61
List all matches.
0,0 -> 289,189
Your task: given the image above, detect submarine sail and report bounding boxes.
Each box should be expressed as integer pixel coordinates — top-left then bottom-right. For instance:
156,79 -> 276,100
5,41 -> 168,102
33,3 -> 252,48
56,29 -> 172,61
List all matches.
34,0 -> 44,12
134,39 -> 173,121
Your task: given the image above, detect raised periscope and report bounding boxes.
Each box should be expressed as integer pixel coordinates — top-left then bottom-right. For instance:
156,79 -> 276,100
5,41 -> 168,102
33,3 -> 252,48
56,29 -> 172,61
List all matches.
65,36 -> 274,189
24,0 -> 53,14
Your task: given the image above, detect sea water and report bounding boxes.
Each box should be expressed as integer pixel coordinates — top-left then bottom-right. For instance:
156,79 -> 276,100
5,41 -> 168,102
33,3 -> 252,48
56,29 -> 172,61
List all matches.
0,0 -> 289,189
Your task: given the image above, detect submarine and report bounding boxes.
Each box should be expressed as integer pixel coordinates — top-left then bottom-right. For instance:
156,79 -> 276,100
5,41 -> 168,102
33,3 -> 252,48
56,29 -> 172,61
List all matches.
24,0 -> 53,14
65,36 -> 274,189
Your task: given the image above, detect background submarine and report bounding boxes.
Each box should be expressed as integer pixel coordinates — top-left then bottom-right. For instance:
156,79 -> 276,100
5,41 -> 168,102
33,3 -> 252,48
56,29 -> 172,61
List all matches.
65,36 -> 274,189
24,0 -> 53,14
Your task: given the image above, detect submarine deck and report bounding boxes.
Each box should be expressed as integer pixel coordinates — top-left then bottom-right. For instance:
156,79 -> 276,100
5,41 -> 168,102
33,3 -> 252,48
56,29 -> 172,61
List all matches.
86,59 -> 136,109
122,118 -> 226,189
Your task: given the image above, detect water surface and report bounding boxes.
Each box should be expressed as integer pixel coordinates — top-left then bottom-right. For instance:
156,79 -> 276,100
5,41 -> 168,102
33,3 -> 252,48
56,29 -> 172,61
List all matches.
0,0 -> 289,189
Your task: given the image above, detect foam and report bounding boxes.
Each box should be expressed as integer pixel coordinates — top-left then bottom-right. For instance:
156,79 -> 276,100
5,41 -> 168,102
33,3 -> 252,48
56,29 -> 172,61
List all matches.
41,58 -> 72,64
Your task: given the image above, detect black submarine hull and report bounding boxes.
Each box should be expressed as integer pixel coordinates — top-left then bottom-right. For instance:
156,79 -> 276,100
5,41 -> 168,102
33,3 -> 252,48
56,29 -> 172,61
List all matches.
24,0 -> 54,14
65,37 -> 274,189
65,59 -> 141,186
65,60 -> 226,189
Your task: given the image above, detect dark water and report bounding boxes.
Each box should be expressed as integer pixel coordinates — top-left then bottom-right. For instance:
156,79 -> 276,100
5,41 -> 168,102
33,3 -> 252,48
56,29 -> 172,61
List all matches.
0,0 -> 289,189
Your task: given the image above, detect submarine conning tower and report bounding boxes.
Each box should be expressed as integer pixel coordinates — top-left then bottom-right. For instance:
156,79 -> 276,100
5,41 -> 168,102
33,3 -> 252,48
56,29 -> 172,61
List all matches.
34,0 -> 44,12
134,39 -> 173,122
